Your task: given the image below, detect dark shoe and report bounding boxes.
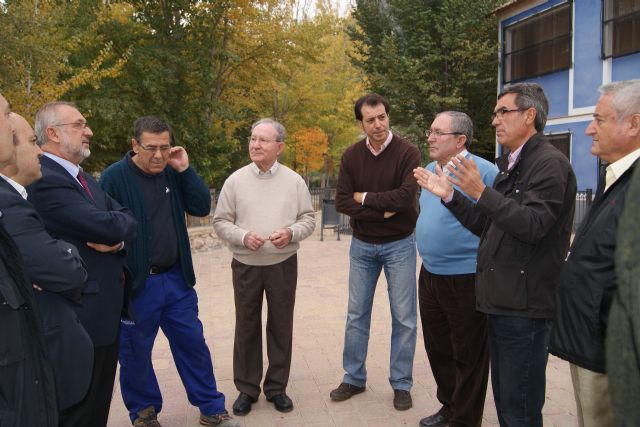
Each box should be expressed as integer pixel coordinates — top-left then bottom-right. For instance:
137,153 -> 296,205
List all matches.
393,389 -> 412,411
199,410 -> 239,427
419,409 -> 450,427
329,382 -> 366,401
133,406 -> 161,427
232,393 -> 256,416
267,393 -> 294,413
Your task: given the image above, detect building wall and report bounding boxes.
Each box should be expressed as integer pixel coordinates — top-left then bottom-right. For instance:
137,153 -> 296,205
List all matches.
497,0 -> 640,192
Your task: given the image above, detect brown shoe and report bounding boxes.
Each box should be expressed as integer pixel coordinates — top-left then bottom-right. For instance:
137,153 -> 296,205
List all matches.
329,382 -> 366,401
133,406 -> 161,427
393,389 -> 412,411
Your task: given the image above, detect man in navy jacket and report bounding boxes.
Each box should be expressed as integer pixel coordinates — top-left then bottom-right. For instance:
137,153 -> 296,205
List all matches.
28,101 -> 137,427
0,92 -> 58,427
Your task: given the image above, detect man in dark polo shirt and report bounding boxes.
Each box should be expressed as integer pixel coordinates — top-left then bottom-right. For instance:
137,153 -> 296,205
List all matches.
330,93 -> 421,411
100,116 -> 237,427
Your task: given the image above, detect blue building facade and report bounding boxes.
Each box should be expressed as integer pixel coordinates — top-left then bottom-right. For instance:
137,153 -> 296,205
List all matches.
495,0 -> 640,191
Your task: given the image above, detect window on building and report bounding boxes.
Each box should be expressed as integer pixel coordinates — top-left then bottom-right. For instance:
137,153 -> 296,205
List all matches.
503,3 -> 572,84
603,0 -> 640,58
546,132 -> 571,160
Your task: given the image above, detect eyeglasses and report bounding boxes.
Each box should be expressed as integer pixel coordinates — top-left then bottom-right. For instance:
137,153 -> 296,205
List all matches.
53,122 -> 90,130
248,136 -> 280,144
137,143 -> 172,154
425,130 -> 462,138
491,108 -> 527,121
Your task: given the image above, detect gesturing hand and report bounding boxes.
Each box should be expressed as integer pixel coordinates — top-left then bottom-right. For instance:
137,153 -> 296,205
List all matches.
446,155 -> 485,200
414,165 -> 453,199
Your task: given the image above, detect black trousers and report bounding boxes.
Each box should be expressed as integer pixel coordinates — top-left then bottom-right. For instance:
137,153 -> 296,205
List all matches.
418,265 -> 489,427
231,254 -> 297,399
59,340 -> 119,427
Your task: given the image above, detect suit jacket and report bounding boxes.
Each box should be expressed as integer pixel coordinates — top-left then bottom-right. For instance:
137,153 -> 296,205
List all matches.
551,159 -> 638,373
0,223 -> 58,426
27,155 -> 137,347
0,180 -> 93,409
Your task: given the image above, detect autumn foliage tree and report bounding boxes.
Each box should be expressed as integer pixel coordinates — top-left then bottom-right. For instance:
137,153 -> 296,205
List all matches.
290,127 -> 329,183
0,0 -> 366,187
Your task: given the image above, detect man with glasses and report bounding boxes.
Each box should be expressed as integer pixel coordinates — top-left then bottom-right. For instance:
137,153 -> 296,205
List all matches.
100,116 -> 238,427
213,118 -> 315,417
415,83 -> 576,426
330,93 -> 421,411
28,101 -> 137,427
414,111 -> 497,427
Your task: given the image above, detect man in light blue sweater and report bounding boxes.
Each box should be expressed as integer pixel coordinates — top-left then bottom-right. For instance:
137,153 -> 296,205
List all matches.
414,111 -> 498,427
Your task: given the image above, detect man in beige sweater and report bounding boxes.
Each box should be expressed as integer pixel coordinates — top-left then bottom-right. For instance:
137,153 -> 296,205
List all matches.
213,118 -> 315,417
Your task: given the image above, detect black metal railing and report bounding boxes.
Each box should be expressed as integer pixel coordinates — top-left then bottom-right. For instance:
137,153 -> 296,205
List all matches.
188,187 -> 593,237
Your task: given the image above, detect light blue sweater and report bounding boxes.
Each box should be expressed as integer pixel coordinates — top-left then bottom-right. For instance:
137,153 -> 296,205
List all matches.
416,153 -> 498,275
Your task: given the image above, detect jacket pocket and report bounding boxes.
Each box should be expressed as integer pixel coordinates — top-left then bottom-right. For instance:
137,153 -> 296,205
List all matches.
0,306 -> 26,366
83,280 -> 100,295
481,261 -> 528,310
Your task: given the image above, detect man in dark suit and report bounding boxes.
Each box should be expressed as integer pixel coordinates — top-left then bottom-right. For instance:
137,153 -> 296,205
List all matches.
28,101 -> 137,427
0,93 -> 58,427
0,112 -> 93,416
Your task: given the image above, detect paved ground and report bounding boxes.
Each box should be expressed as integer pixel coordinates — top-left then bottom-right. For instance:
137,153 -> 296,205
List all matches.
107,231 -> 578,427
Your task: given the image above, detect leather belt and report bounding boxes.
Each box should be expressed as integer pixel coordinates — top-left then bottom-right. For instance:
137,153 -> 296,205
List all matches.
149,265 -> 172,275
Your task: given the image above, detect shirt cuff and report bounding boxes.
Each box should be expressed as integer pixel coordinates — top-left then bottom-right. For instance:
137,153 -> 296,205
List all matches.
361,192 -> 367,206
442,190 -> 454,204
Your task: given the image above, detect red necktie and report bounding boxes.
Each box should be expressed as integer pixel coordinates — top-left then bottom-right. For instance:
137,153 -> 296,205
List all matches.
77,171 -> 94,199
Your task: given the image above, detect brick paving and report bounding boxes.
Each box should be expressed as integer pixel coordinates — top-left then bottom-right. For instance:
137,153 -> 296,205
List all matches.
107,231 -> 578,427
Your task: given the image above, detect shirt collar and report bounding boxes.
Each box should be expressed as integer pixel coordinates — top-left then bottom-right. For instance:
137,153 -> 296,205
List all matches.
0,174 -> 28,200
44,152 -> 80,180
366,131 -> 393,156
507,143 -> 525,170
250,160 -> 279,176
605,147 -> 640,191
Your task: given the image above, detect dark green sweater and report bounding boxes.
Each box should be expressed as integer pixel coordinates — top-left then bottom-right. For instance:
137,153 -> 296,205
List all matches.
100,152 -> 211,297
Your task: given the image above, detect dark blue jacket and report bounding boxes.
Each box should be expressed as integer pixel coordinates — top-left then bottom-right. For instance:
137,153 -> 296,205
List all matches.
99,152 -> 211,298
0,180 -> 93,410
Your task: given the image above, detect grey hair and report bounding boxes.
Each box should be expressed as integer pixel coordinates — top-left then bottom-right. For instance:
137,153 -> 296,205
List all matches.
498,83 -> 549,132
599,79 -> 640,121
251,118 -> 286,142
35,101 -> 78,146
436,111 -> 473,149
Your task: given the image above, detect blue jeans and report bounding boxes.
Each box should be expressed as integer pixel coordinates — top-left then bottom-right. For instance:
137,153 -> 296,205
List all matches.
342,234 -> 417,391
488,315 -> 550,427
119,265 -> 226,422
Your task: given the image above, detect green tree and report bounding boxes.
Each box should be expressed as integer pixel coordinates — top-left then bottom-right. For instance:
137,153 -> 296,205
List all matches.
349,0 -> 501,162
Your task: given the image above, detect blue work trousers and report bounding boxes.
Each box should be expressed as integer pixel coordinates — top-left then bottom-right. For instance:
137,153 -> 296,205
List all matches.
119,265 -> 225,422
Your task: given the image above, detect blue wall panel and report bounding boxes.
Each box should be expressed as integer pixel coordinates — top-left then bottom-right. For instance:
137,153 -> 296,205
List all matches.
529,72 -> 569,118
612,52 -> 640,82
573,0 -> 602,108
545,121 -> 598,191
